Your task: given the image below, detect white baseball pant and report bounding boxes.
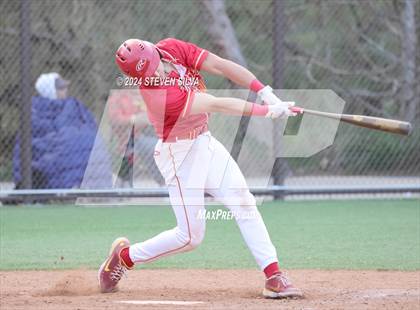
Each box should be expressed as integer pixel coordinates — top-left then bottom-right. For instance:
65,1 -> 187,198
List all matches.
129,131 -> 278,270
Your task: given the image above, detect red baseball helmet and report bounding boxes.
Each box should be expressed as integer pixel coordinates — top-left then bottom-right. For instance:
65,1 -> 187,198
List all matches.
115,39 -> 160,78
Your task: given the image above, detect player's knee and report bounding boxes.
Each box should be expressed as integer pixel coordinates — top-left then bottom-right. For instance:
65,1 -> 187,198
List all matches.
189,229 -> 205,249
175,222 -> 205,251
223,189 -> 256,208
188,220 -> 205,249
240,190 -> 256,207
227,190 -> 260,222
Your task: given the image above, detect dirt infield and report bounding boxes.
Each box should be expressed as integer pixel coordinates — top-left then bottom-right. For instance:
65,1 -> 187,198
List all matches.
0,269 -> 419,309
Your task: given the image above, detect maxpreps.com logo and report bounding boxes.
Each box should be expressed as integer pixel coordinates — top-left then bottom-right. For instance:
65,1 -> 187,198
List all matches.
136,59 -> 147,72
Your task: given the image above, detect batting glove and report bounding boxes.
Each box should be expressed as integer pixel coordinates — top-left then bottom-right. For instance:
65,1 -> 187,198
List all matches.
265,101 -> 295,119
258,86 -> 296,118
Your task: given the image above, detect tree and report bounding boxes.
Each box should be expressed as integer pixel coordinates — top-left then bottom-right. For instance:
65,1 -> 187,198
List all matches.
284,0 -> 418,122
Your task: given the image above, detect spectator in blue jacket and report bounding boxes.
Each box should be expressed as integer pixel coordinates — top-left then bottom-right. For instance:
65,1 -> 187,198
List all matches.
13,72 -> 112,189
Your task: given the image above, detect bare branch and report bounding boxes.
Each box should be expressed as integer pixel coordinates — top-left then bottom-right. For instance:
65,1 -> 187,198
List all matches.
331,82 -> 392,117
305,60 -> 319,86
385,19 -> 403,37
287,49 -> 396,83
346,84 -> 398,99
0,27 -> 73,53
357,32 -> 399,64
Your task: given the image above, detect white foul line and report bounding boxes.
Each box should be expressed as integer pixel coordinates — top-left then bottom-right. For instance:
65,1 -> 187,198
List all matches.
117,300 -> 205,306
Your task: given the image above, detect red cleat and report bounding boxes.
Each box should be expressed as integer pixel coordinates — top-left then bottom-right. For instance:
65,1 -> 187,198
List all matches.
98,237 -> 132,293
263,272 -> 303,299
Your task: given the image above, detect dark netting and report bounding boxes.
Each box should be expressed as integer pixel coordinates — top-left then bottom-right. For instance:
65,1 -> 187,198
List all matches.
0,0 -> 418,191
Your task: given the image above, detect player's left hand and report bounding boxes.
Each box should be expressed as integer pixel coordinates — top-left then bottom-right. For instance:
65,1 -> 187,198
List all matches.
257,86 -> 280,105
258,86 -> 296,118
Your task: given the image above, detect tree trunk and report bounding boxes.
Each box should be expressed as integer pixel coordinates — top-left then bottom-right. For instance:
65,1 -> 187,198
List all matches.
401,0 -> 417,122
197,0 -> 247,66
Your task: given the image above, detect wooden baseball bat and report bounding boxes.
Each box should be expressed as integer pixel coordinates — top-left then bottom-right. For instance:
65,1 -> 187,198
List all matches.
290,107 -> 413,136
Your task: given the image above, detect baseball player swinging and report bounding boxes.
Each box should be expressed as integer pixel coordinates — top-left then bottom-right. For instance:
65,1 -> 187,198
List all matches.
99,37 -> 303,299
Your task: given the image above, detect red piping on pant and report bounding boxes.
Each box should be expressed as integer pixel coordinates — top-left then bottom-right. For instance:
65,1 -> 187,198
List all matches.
135,144 -> 192,263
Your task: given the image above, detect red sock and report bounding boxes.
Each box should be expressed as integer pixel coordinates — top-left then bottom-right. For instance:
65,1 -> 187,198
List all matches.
119,247 -> 134,268
264,262 -> 280,278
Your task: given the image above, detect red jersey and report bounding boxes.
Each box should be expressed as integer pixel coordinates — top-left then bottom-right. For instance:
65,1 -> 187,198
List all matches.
139,38 -> 209,141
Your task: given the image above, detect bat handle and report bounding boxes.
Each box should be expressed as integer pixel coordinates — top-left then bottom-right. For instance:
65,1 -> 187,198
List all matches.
290,106 -> 304,114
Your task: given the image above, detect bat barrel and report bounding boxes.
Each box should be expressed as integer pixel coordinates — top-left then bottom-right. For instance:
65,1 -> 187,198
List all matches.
291,107 -> 413,136
396,122 -> 412,136
340,114 -> 413,136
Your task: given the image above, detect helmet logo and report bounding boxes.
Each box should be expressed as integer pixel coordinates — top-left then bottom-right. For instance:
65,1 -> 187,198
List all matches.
136,59 -> 147,72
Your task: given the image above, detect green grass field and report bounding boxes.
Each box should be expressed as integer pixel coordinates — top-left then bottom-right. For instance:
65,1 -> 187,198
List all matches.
0,199 -> 419,271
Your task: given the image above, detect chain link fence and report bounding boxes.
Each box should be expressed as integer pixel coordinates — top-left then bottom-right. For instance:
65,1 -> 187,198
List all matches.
0,0 -> 419,197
